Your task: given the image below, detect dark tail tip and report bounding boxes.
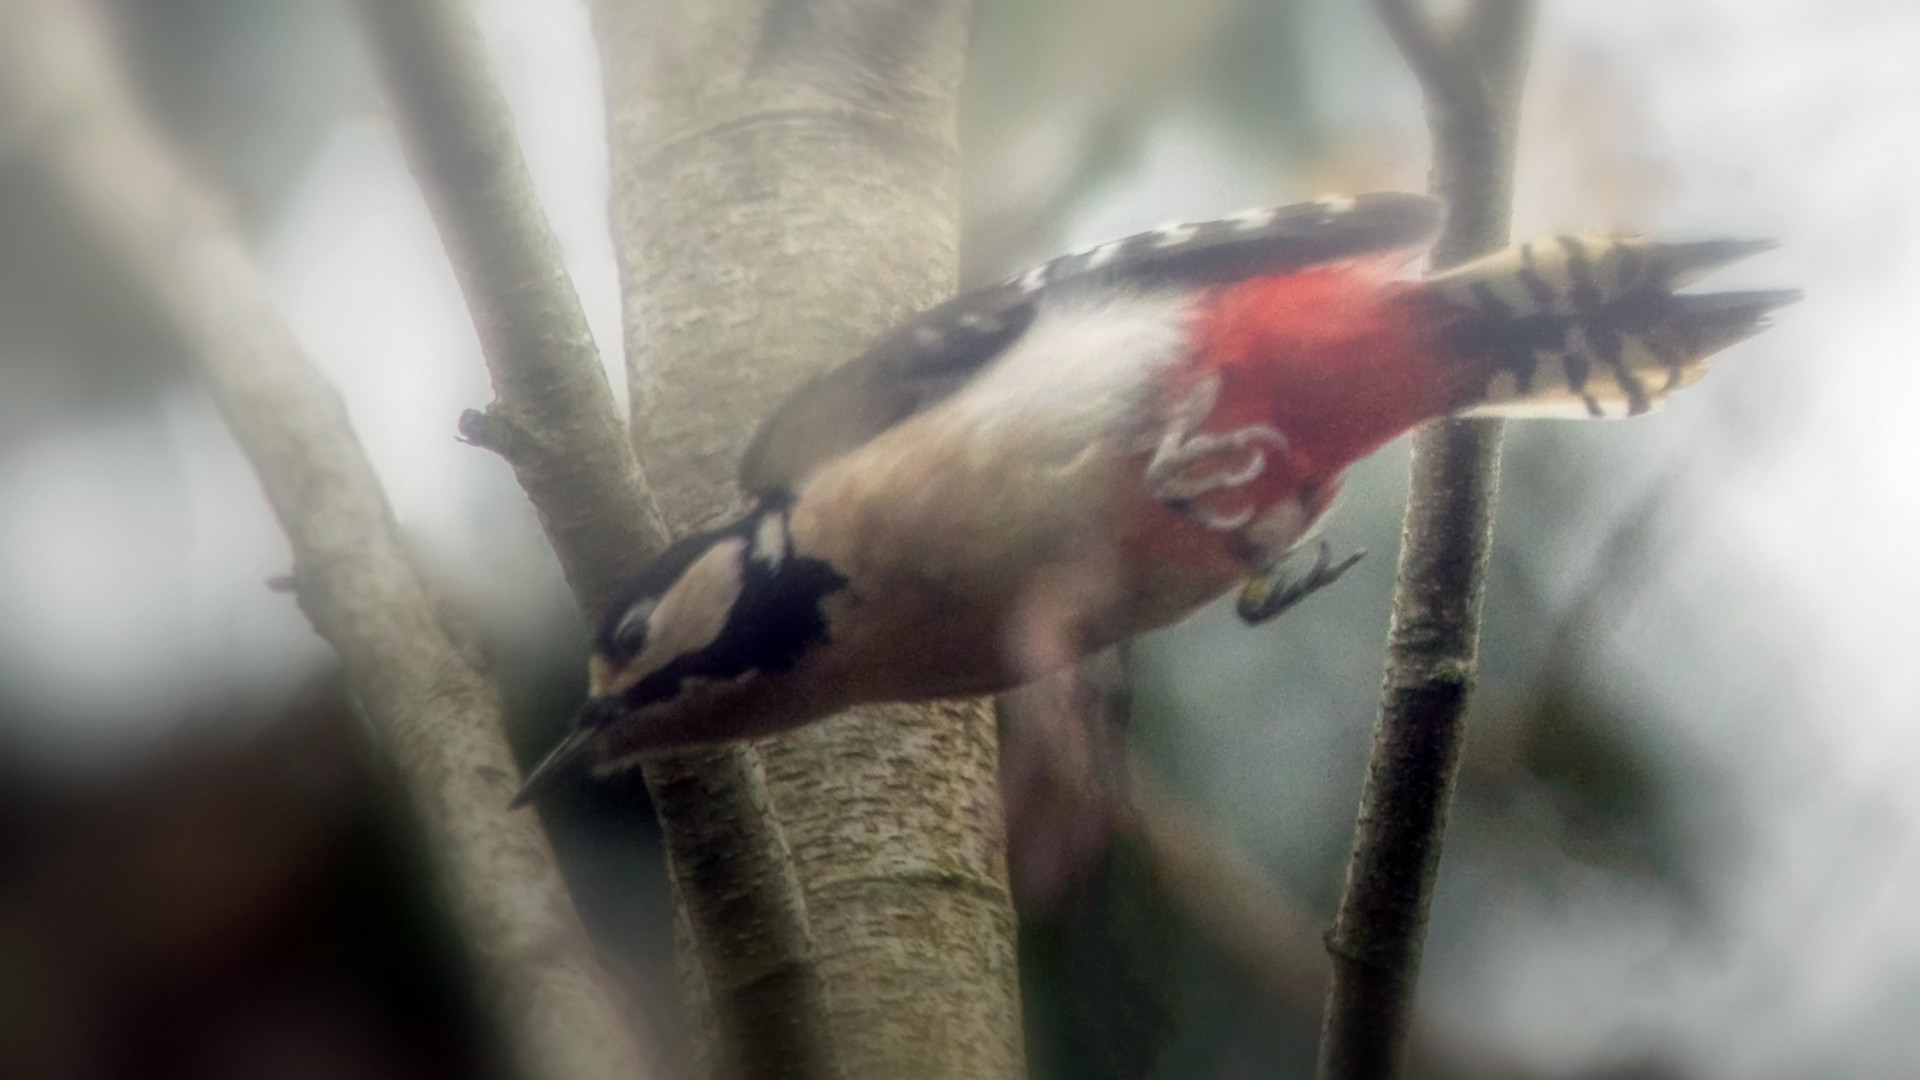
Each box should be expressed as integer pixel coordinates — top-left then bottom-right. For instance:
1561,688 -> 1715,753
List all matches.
1673,287 -> 1803,351
1656,238 -> 1781,286
509,728 -> 596,808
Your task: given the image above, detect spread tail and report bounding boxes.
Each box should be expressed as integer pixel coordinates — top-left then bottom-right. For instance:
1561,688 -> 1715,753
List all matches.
1421,235 -> 1798,420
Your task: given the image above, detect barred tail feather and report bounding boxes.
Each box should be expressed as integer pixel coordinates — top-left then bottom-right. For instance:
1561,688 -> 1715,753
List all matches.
1422,235 -> 1798,420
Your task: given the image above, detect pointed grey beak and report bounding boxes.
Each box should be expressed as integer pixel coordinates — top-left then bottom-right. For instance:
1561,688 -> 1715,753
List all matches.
509,724 -> 598,808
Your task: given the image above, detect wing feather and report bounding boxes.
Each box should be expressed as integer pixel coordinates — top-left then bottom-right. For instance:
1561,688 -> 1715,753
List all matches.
739,193 -> 1444,494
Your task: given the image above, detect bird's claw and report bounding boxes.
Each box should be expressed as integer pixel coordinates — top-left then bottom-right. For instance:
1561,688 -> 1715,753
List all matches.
1235,540 -> 1365,625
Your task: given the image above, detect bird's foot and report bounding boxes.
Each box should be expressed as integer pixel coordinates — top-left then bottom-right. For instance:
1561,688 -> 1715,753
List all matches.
1235,540 -> 1365,625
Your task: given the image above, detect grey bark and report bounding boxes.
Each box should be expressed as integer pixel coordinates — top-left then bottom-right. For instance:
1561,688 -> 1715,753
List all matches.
0,3 -> 649,1080
1315,4 -> 1536,1080
594,2 -> 1026,1077
646,745 -> 842,1080
354,0 -> 668,608
353,3 -> 838,1078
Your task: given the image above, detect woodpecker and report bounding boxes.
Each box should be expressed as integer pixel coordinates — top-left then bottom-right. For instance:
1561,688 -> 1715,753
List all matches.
514,193 -> 1794,804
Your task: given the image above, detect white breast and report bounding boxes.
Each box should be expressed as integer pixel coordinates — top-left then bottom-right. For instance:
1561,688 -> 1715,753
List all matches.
786,290 -> 1200,701
947,289 -> 1195,457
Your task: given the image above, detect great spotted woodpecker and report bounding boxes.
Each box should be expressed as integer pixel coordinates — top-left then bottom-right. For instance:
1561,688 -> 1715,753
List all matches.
513,193 -> 1794,804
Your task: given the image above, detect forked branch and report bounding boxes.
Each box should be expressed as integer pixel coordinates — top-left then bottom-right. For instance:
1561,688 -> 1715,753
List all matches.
0,2 -> 647,1079
354,2 -> 840,1077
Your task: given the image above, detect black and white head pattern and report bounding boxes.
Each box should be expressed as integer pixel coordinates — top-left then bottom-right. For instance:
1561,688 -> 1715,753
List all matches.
587,493 -> 849,724
738,193 -> 1447,494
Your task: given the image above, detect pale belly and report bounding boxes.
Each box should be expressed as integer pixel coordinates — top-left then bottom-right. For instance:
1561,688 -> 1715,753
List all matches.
787,409 -> 1296,706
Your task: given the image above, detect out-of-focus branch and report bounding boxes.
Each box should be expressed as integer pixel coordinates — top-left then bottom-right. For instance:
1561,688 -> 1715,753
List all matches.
1129,768 -> 1599,1080
1540,465 -> 1689,677
1127,770 -> 1558,1080
1122,766 -> 1329,1013
1316,3 -> 1535,1079
997,649 -> 1133,914
595,2 -> 1025,1077
0,3 -> 646,1080
1004,663 -> 1587,1080
351,3 -> 839,1078
1371,0 -> 1478,114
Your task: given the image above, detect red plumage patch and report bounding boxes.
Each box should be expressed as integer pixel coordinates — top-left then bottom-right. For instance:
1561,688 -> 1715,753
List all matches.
1117,265 -> 1470,578
1192,266 -> 1464,483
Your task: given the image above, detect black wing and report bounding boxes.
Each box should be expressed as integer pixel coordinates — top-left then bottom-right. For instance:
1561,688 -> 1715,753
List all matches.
739,192 -> 1445,495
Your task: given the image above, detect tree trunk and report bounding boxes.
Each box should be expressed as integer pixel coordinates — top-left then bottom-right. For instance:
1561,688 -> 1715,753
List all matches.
595,2 -> 1025,1078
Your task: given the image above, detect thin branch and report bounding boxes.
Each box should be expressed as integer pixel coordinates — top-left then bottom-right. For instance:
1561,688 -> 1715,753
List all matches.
353,0 -> 664,608
1371,0 -> 1478,113
0,3 -> 647,1079
1004,661 -> 1574,1080
352,3 -> 840,1078
1454,0 -> 1536,88
1316,3 -> 1536,1079
1126,768 -> 1569,1080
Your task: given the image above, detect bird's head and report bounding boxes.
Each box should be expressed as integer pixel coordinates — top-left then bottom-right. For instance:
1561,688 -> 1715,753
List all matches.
512,495 -> 849,804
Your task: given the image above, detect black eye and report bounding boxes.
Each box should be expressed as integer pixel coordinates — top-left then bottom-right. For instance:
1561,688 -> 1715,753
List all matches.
607,598 -> 655,656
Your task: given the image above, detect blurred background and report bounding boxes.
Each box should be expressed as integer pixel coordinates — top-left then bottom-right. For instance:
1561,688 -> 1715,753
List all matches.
0,0 -> 1911,1077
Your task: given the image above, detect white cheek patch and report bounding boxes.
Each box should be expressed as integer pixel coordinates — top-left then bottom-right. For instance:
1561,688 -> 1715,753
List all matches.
752,512 -> 788,567
604,538 -> 746,696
